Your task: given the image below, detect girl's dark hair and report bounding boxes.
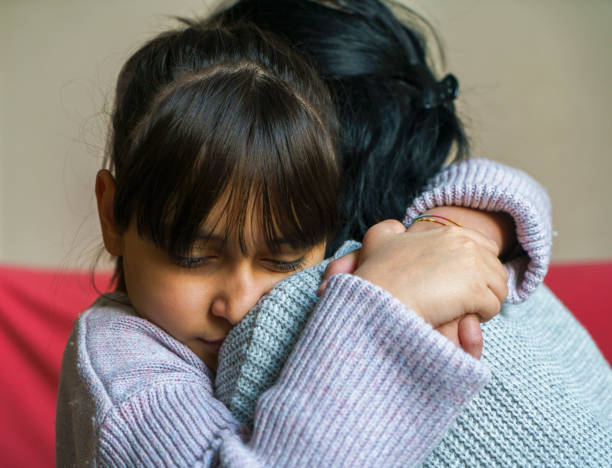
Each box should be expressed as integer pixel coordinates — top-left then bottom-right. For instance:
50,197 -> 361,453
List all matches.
215,0 -> 469,253
106,20 -> 340,288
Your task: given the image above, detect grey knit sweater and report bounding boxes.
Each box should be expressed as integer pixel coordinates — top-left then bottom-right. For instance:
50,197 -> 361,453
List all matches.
216,158 -> 612,466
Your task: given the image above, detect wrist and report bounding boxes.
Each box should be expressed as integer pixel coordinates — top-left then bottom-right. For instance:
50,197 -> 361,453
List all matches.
406,206 -> 516,258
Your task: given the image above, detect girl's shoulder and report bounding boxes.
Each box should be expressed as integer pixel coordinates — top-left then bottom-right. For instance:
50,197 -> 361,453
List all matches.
70,292 -> 213,405
79,291 -> 145,329
58,294 -> 220,466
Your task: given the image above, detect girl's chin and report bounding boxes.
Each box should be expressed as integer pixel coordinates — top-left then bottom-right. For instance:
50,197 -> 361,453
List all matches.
203,353 -> 219,371
186,340 -> 219,370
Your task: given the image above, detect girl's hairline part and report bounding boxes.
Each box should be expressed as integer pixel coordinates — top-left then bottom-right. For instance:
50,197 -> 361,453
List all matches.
103,17 -> 337,171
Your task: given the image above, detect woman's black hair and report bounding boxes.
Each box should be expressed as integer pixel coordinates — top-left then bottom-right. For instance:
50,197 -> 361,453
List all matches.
214,0 -> 470,254
106,19 -> 340,289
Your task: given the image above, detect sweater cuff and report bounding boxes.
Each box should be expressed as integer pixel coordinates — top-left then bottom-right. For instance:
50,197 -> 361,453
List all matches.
404,158 -> 552,303
250,273 -> 490,467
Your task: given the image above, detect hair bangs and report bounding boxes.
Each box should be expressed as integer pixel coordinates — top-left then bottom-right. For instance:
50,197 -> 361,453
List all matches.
116,64 -> 339,258
192,68 -> 340,256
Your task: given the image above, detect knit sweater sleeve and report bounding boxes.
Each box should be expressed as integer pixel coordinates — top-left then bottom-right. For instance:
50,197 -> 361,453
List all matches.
404,157 -> 552,303
57,275 -> 489,468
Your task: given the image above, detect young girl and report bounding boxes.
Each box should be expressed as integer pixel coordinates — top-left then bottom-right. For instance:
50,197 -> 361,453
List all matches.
56,19 -> 509,467
211,0 -> 612,465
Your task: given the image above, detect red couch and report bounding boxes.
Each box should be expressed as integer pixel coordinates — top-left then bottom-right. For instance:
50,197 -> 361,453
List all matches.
1,263 -> 610,467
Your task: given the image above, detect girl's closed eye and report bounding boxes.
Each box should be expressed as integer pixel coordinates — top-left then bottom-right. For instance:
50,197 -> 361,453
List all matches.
169,251 -> 305,272
264,257 -> 305,273
170,253 -> 216,269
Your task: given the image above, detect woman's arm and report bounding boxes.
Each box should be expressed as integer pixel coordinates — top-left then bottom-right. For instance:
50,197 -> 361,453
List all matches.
322,158 -> 551,356
404,158 -> 553,303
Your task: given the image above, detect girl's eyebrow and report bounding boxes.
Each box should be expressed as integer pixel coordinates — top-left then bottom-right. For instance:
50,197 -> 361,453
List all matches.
196,231 -> 224,242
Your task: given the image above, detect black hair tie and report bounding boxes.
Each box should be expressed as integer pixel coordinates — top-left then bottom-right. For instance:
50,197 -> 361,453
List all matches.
422,74 -> 459,109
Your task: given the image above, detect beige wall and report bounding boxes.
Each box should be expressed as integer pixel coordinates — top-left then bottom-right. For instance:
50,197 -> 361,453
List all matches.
417,0 -> 612,263
1,0 -> 611,269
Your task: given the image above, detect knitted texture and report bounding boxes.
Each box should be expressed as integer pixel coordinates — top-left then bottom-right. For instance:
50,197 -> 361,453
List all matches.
56,275 -> 490,467
214,158 -> 611,464
215,240 -> 360,426
216,157 -> 554,428
423,284 -> 612,467
216,279 -> 612,465
404,157 -> 553,303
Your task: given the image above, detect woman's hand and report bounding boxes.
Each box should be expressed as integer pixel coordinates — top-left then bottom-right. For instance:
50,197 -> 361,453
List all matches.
318,219 -> 508,356
354,220 -> 507,326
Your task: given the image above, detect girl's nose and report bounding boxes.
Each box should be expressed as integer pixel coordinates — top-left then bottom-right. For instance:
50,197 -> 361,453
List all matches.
210,265 -> 271,324
210,298 -> 233,322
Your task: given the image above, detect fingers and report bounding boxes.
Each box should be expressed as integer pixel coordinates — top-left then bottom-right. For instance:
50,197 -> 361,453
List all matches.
436,315 -> 484,359
458,314 -> 483,359
373,219 -> 407,234
468,280 -> 503,322
485,263 -> 509,315
317,249 -> 361,295
454,227 -> 508,320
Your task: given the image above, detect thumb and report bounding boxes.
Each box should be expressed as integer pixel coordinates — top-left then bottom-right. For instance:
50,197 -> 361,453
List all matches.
458,314 -> 484,359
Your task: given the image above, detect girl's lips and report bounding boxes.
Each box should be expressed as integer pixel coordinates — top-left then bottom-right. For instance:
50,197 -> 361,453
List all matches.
201,338 -> 225,353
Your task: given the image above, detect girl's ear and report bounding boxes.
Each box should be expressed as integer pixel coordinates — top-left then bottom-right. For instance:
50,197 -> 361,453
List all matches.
95,169 -> 123,256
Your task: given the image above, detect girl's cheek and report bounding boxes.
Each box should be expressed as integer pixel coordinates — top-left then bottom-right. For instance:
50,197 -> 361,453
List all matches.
127,266 -> 198,326
152,274 -> 207,309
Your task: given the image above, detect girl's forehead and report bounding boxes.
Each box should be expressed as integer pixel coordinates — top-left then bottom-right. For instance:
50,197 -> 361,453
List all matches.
198,195 -> 287,252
